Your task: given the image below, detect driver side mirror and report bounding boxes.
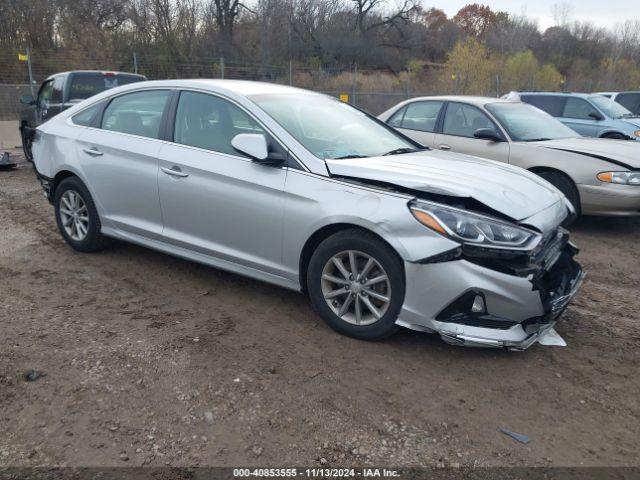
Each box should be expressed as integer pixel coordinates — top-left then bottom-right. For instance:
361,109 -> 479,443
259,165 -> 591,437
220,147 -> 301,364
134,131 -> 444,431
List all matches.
20,94 -> 35,106
474,128 -> 504,142
588,111 -> 604,121
231,133 -> 285,166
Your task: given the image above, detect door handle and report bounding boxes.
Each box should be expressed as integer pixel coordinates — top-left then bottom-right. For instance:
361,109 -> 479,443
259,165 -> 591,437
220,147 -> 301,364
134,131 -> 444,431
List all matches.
161,166 -> 189,178
82,147 -> 103,156
438,144 -> 451,151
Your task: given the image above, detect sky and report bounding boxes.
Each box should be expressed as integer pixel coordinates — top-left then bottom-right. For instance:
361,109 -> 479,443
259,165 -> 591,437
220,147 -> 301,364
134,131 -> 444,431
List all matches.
436,1 -> 640,31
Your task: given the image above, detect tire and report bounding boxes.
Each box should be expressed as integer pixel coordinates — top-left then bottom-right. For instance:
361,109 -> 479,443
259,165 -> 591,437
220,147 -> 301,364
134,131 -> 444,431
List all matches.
21,125 -> 33,162
307,229 -> 405,340
538,171 -> 581,226
602,132 -> 627,140
54,176 -> 109,252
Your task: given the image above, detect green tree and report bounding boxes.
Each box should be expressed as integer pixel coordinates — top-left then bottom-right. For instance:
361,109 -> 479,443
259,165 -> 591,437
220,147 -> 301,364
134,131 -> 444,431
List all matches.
536,63 -> 563,91
502,50 -> 538,91
445,37 -> 497,95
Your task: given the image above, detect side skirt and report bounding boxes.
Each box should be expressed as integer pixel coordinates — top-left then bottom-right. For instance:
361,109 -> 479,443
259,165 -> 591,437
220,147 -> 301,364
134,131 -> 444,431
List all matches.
101,226 -> 302,292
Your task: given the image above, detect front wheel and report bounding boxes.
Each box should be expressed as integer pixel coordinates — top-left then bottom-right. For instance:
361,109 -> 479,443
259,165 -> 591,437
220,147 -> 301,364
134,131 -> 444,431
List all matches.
601,132 -> 627,140
21,125 -> 33,162
54,176 -> 109,252
307,229 -> 405,340
538,171 -> 581,226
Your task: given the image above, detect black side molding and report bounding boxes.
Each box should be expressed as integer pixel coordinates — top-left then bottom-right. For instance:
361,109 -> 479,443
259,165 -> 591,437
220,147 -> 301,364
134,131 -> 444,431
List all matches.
544,147 -> 638,171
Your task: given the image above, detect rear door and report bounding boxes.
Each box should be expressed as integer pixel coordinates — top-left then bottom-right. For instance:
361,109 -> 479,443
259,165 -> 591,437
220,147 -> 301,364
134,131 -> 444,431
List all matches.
433,102 -> 510,163
559,97 -> 600,137
388,100 -> 444,147
157,90 -> 288,276
76,89 -> 170,238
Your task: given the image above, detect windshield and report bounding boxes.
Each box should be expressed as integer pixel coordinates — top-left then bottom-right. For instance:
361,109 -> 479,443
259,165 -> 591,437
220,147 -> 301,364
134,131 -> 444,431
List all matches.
485,102 -> 580,142
68,73 -> 145,101
589,95 -> 633,119
250,94 -> 418,159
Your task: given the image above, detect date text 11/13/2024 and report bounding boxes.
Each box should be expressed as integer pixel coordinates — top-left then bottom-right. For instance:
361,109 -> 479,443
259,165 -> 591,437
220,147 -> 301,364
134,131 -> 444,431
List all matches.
233,468 -> 401,478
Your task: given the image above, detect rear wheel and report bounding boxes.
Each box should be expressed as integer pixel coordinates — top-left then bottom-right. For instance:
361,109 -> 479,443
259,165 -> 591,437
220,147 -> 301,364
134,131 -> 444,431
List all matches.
307,229 -> 405,340
54,176 -> 109,252
538,171 -> 580,226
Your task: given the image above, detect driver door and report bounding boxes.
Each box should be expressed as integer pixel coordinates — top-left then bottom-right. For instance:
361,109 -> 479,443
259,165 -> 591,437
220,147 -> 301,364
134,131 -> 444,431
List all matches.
157,90 -> 288,277
433,102 -> 510,164
559,97 -> 600,137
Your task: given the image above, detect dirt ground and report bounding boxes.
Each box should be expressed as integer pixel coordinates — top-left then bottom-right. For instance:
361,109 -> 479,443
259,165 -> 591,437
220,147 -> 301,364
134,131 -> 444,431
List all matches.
1,149 -> 639,469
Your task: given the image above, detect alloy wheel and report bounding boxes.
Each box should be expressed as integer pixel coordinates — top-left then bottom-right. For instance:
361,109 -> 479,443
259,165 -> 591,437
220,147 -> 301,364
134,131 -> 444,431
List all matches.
59,190 -> 90,241
320,250 -> 392,326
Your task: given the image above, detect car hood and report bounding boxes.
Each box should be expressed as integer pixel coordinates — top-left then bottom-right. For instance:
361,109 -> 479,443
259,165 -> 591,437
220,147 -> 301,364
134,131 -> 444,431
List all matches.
529,137 -> 640,169
621,117 -> 640,128
325,150 -> 565,222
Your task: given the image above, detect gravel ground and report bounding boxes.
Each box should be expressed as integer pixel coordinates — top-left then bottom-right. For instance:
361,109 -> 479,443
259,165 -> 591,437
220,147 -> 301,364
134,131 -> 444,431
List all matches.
1,149 -> 639,468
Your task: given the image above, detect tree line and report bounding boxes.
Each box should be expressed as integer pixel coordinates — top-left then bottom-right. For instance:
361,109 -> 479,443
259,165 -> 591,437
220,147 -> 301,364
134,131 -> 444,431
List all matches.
1,0 -> 640,94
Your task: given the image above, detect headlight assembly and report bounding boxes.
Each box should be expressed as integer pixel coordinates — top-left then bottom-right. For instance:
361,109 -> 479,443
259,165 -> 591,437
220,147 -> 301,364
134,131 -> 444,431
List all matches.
597,171 -> 640,185
409,200 -> 541,250
634,130 -> 640,138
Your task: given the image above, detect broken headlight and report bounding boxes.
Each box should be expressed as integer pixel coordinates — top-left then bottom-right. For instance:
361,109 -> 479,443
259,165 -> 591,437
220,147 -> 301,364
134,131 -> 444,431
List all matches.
409,200 -> 541,250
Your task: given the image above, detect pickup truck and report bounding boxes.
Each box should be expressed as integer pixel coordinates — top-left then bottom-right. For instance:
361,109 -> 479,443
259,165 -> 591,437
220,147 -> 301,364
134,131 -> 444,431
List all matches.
19,70 -> 147,160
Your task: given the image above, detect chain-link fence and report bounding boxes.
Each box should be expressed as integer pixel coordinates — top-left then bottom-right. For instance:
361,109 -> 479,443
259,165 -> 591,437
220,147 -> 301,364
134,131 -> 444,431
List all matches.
0,84 -> 31,121
0,49 -> 447,121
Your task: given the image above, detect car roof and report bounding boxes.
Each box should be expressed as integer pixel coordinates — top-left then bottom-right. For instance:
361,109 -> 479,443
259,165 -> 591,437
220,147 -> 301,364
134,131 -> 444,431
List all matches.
398,95 -> 515,107
515,91 -> 593,98
45,70 -> 147,81
102,79 -> 324,97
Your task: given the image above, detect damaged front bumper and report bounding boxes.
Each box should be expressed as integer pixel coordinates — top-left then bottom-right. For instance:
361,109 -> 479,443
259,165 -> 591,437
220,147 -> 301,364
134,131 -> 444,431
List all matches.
397,231 -> 584,351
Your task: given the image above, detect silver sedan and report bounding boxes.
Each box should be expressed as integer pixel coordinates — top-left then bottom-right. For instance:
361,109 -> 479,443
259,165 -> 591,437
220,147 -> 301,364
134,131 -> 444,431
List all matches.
30,80 -> 583,350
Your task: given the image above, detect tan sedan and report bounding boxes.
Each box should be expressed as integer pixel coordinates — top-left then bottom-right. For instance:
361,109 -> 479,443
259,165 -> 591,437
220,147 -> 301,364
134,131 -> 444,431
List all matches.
379,96 -> 640,217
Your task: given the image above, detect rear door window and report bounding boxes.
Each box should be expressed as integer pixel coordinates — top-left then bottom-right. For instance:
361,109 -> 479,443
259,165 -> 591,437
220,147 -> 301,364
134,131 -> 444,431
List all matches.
521,95 -> 565,117
101,90 -> 169,139
616,93 -> 640,114
442,102 -> 495,138
400,101 -> 444,132
562,97 -> 596,120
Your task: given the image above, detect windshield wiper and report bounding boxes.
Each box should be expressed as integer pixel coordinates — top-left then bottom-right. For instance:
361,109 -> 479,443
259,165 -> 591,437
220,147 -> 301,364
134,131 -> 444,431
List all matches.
618,114 -> 639,119
524,138 -> 552,142
382,147 -> 428,156
333,154 -> 367,159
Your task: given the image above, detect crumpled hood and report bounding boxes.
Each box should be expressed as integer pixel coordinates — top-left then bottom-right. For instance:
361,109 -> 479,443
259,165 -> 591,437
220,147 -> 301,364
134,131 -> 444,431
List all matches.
530,137 -> 640,169
325,150 -> 565,222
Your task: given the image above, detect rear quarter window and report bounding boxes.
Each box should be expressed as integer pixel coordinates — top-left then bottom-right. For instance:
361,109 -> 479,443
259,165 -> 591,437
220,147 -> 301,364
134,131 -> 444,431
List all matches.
521,95 -> 566,117
71,103 -> 102,126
